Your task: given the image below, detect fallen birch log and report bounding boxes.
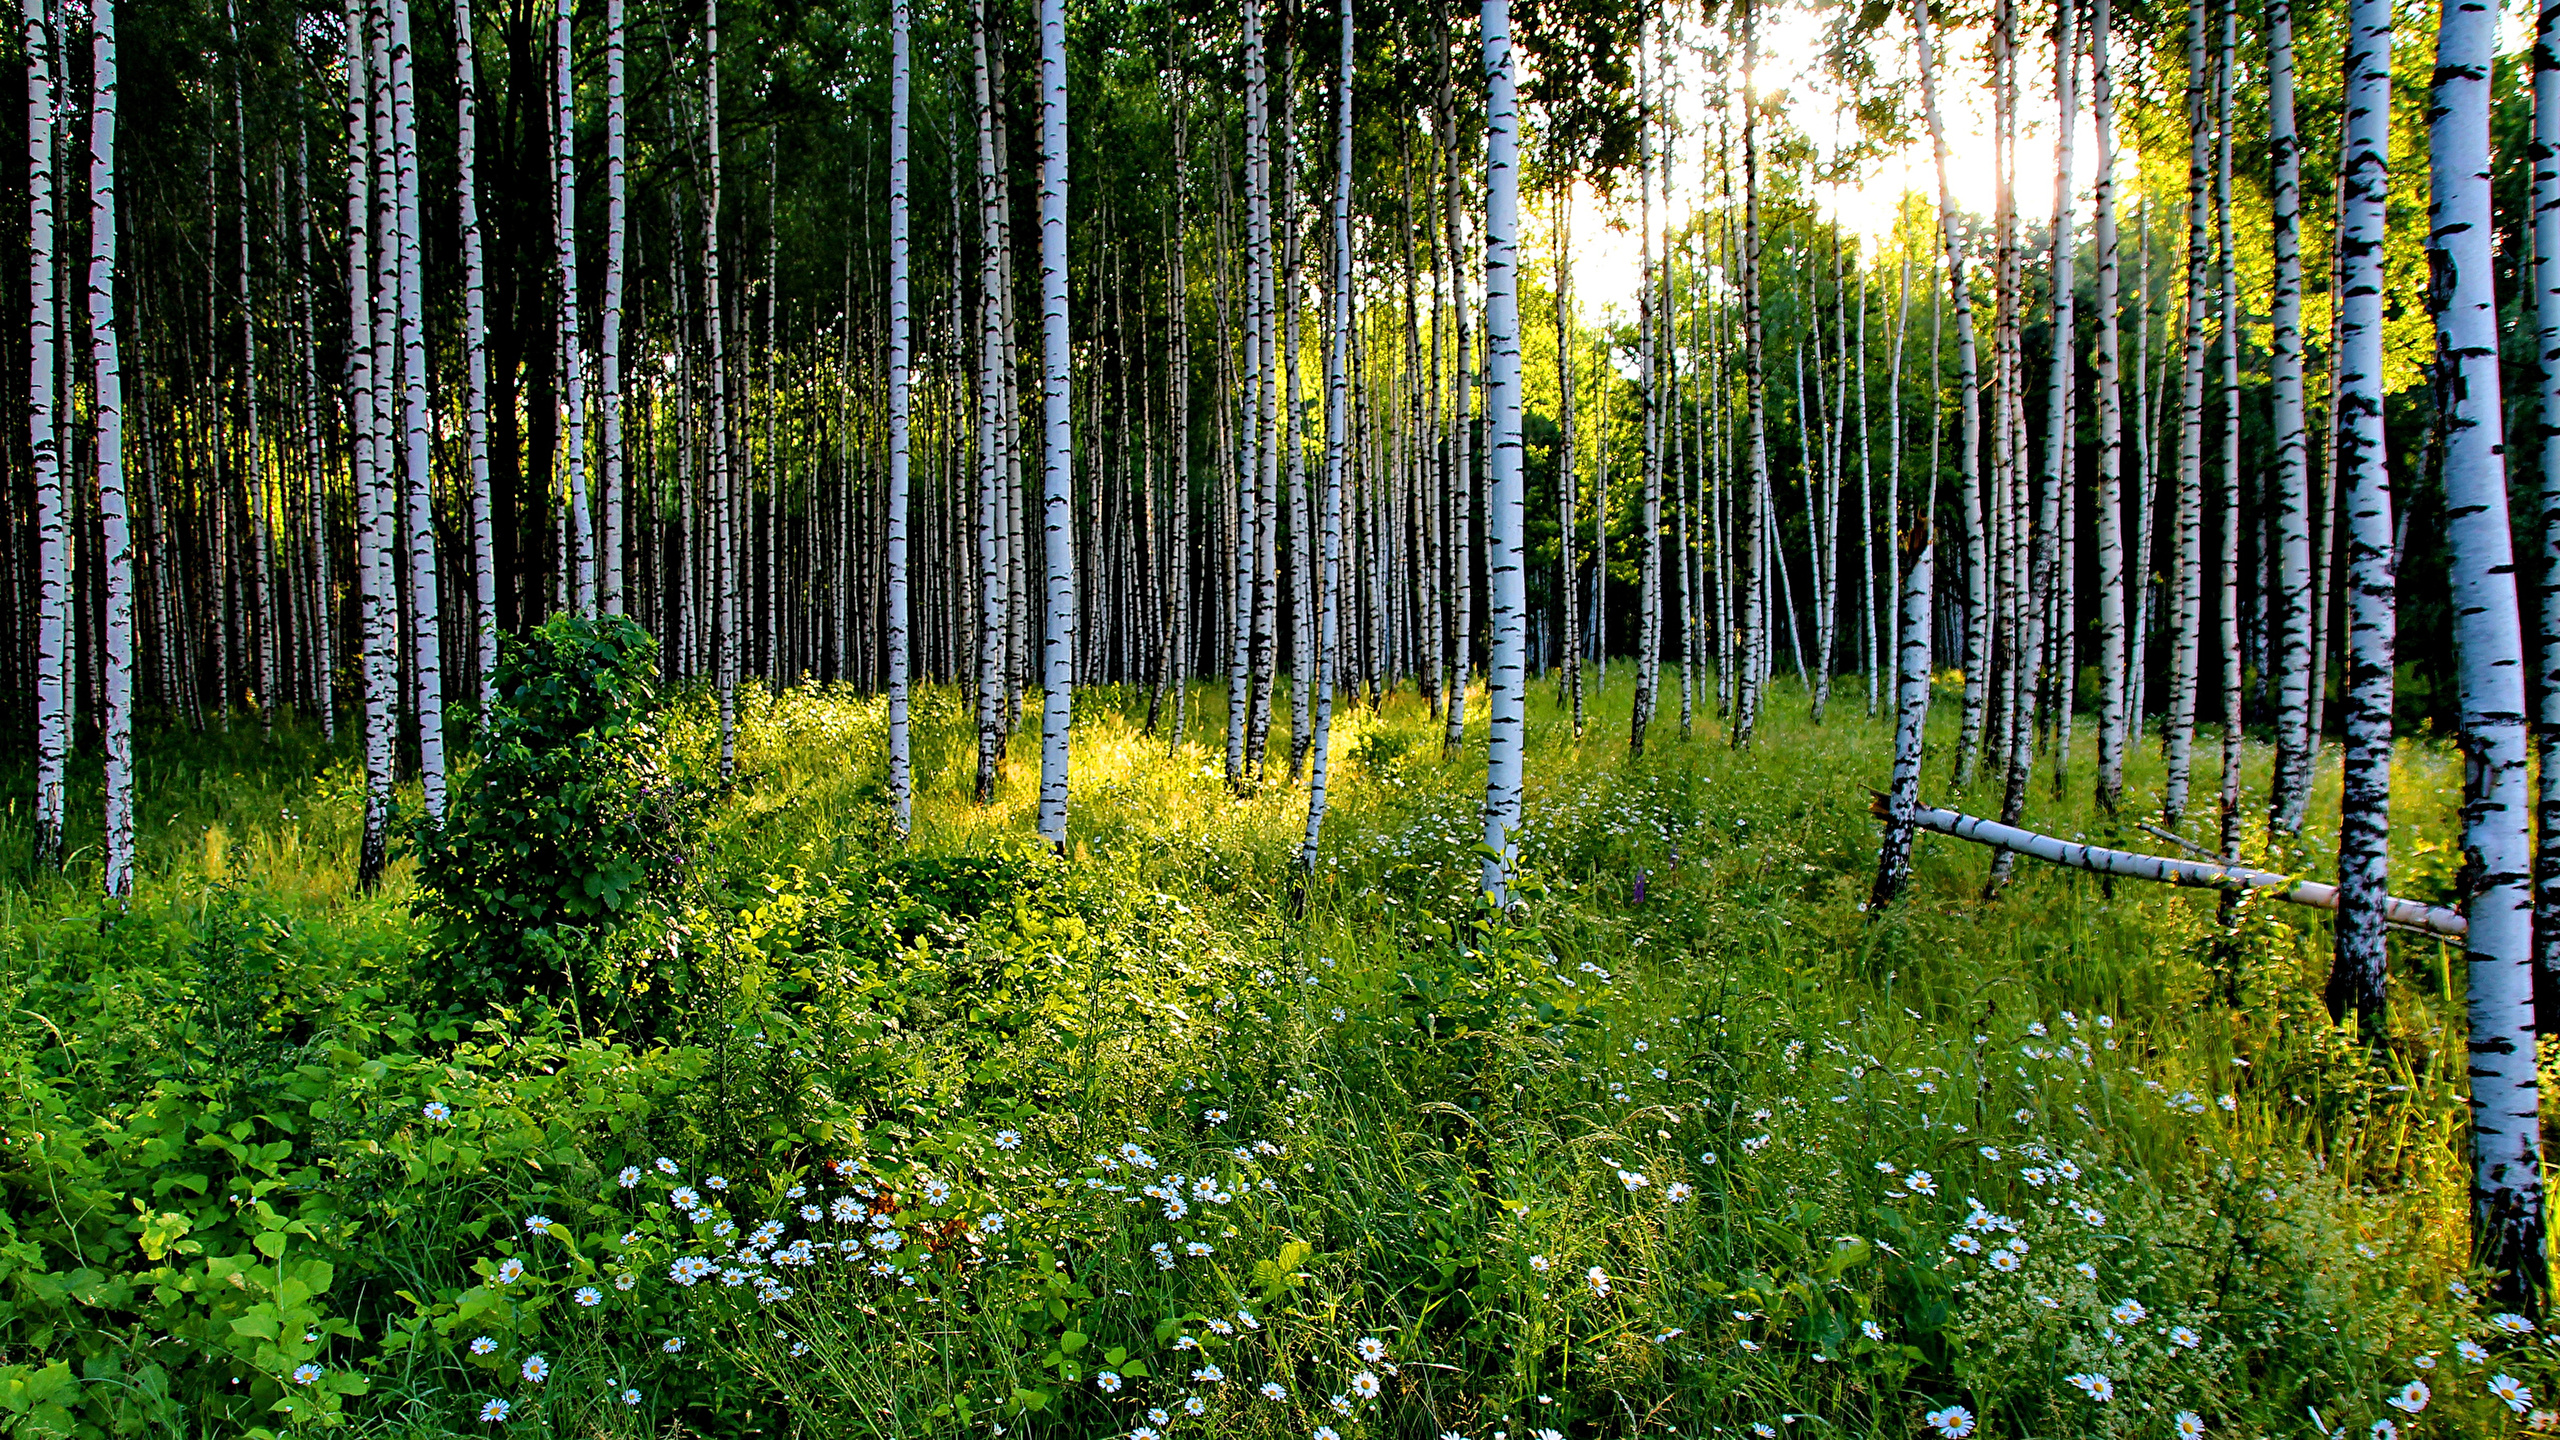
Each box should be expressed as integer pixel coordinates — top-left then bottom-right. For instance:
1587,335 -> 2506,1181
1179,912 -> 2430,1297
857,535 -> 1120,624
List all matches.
1884,799 -> 2468,940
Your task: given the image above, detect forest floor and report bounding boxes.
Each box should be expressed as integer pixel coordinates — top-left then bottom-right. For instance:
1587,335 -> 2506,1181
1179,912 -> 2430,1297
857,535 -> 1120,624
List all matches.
0,670 -> 2541,1439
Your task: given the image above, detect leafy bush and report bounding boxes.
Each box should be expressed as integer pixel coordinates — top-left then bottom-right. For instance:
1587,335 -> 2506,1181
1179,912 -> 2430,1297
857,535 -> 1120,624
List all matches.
413,613 -> 707,1010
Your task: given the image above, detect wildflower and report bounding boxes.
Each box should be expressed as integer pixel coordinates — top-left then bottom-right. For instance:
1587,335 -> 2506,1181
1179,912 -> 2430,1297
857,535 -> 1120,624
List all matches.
622,1389 -> 641,1406
574,1286 -> 602,1307
2532,1411 -> 2560,1433
706,1175 -> 728,1191
468,1334 -> 498,1356
671,1187 -> 701,1210
662,1337 -> 684,1354
2023,1168 -> 2052,1188
2074,1262 -> 2099,1281
518,1353 -> 549,1384
2110,1300 -> 2148,1326
2169,1326 -> 2202,1349
1739,1338 -> 1763,1353
478,1398 -> 512,1423
1875,1160 -> 1898,1175
1148,1410 -> 1170,1427
919,1177 -> 953,1206
1236,1309 -> 1260,1330
2493,1374 -> 2536,1414
2414,1353 -> 2436,1369
1979,1147 -> 2001,1162
1351,1371 -> 1381,1400
617,1166 -> 641,1188
2219,1093 -> 2237,1112
2460,1340 -> 2491,1364
2387,1380 -> 2429,1414
1988,1249 -> 2021,1273
1948,1234 -> 1982,1255
1528,1254 -> 1550,1272
1261,1382 -> 1288,1402
2496,1313 -> 2538,1336
1666,1182 -> 1694,1203
1096,1372 -> 1123,1394
291,1362 -> 322,1385
524,1215 -> 554,1237
2371,1422 -> 2398,1440
1316,1430 -> 1341,1440
1587,1266 -> 1611,1298
1862,1320 -> 1885,1342
1131,1429 -> 1162,1440
1905,1170 -> 1938,1196
1617,1169 -> 1649,1191
1185,1241 -> 1213,1258
614,1272 -> 636,1291
2064,1372 -> 2114,1402
1207,1110 -> 1229,1124
1923,1407 -> 1977,1439
2174,1413 -> 2204,1440
1186,1397 -> 1208,1416
1753,1428 -> 1779,1440
1357,1336 -> 1388,1363
2034,1294 -> 2060,1309
994,1130 -> 1023,1150
424,1101 -> 453,1124
1192,1364 -> 1227,1384
1151,1242 -> 1176,1270
494,1258 -> 525,1286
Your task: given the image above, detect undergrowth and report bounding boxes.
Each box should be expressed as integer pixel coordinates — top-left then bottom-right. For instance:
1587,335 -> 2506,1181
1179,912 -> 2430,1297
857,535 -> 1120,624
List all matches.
0,667 -> 2536,1439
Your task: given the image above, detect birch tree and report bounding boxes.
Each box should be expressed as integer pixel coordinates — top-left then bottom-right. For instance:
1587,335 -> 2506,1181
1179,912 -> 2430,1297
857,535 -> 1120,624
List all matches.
1480,0 -> 1524,901
887,0 -> 913,834
2531,0 -> 2560,1017
92,0 -> 132,896
601,0 -> 628,613
1912,0 -> 1983,788
2428,0 -> 2546,1296
2164,0 -> 2211,829
28,0 -> 63,868
1035,0 -> 1074,845
973,0 -> 1007,805
2268,0 -> 2312,835
456,0 -> 496,702
554,0 -> 590,612
2091,0 -> 2127,814
1302,0 -> 1351,876
2326,0 -> 2393,1031
392,0 -> 445,816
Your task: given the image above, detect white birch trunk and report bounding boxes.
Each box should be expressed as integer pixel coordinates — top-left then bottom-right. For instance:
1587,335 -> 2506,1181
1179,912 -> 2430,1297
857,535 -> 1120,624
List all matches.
350,0 -> 394,889
554,0 -> 589,612
2536,0 -> 2560,1017
2329,0 -> 2394,1028
2427,0 -> 2546,1295
27,0 -> 64,868
391,0 -> 445,816
705,0 -> 734,776
2091,0 -> 2127,814
2268,0 -> 2311,835
2165,0 -> 2210,828
1035,0 -> 1073,844
456,0 -> 496,703
92,0 -> 131,896
1732,2 -> 1766,748
1913,0 -> 1985,788
601,0 -> 626,613
886,0 -> 913,834
1302,0 -> 1352,874
973,0 -> 1008,805
1480,0 -> 1523,900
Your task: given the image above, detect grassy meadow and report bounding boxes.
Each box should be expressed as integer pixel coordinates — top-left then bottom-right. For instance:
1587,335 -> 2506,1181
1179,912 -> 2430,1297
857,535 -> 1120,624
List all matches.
0,661 -> 2542,1439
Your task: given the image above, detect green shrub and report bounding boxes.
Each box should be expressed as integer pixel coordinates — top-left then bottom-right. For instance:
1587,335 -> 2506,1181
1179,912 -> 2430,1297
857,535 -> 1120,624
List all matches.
413,613 -> 707,1010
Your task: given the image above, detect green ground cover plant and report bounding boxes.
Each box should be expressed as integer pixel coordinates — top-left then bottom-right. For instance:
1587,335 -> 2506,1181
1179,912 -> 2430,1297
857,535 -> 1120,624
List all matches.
0,655 -> 2541,1438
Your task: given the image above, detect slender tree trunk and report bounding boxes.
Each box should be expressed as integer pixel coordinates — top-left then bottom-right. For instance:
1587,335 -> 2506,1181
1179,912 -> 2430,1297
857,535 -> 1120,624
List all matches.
393,0 -> 444,816
93,0 -> 131,896
554,0 -> 588,612
601,0 -> 626,613
1733,0 -> 1765,749
1036,0 -> 1073,844
1633,36 -> 1661,754
1302,0 -> 1353,877
28,0 -> 64,868
2092,0 -> 2128,814
706,0 -> 734,777
973,0 -> 1007,804
457,0 -> 495,703
886,0 -> 912,833
2326,0 -> 2393,1031
351,0 -> 393,888
1914,0 -> 1984,789
1557,184 -> 1580,735
2268,0 -> 2311,834
2213,5 -> 2242,858
2429,0 -> 2547,1297
2165,0 -> 2211,829
2532,0 -> 2560,1027
1480,0 -> 1524,899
